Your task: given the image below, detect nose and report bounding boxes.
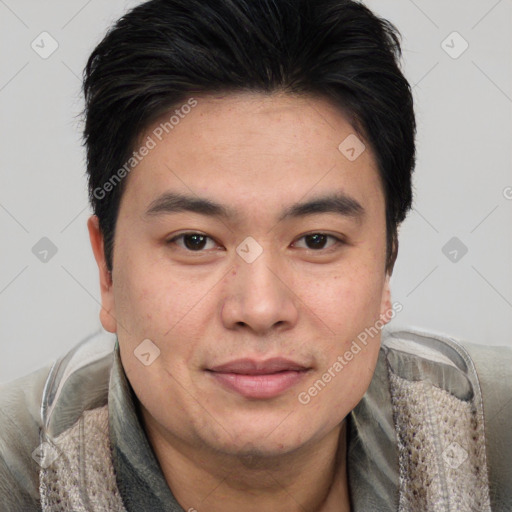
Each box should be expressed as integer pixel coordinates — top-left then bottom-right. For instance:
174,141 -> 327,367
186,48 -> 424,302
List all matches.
221,249 -> 299,335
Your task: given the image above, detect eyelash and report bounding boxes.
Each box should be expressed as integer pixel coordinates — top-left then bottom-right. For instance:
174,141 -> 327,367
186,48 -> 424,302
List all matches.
166,232 -> 345,253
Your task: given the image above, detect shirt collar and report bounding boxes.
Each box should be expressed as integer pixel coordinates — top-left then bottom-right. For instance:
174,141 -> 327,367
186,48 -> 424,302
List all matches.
108,339 -> 182,511
108,339 -> 399,511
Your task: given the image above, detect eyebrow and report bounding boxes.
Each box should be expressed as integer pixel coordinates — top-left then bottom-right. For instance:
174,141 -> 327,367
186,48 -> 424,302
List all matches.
144,191 -> 365,224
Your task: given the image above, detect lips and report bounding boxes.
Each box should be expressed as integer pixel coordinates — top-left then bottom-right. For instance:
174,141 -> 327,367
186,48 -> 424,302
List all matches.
207,358 -> 311,399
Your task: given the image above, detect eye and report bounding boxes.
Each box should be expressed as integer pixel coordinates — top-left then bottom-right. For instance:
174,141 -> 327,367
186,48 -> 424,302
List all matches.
293,233 -> 344,251
167,232 -> 219,252
166,232 -> 344,253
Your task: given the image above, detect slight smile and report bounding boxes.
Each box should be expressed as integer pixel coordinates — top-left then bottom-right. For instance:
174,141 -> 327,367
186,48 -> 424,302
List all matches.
206,358 -> 312,399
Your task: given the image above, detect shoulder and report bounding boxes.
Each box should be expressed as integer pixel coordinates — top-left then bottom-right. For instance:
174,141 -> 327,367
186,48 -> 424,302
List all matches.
453,337 -> 512,510
0,329 -> 118,512
381,327 -> 512,403
0,364 -> 52,511
382,327 -> 512,509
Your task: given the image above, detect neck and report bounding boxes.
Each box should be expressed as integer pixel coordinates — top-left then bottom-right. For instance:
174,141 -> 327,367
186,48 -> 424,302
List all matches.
141,410 -> 351,512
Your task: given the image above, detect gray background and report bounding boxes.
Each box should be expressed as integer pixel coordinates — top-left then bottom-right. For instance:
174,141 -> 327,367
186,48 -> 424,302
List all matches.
1,0 -> 511,384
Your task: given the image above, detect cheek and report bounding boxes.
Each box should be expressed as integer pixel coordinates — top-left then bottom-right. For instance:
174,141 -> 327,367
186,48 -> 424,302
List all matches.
299,331 -> 381,435
300,261 -> 384,335
114,257 -> 192,338
295,259 -> 384,410
113,260 -> 207,388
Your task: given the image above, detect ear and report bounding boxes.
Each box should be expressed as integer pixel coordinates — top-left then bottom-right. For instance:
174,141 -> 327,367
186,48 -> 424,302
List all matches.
87,215 -> 117,333
379,273 -> 392,326
380,233 -> 398,325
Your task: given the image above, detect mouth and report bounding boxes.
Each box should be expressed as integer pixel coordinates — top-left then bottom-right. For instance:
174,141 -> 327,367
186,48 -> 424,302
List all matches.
206,358 -> 312,399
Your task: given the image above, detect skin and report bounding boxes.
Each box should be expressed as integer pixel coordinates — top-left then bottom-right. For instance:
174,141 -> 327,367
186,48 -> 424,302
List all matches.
88,91 -> 394,512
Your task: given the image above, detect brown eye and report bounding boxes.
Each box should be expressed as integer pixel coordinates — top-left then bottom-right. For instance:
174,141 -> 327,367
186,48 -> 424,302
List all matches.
305,234 -> 328,249
167,233 -> 218,251
294,233 -> 342,251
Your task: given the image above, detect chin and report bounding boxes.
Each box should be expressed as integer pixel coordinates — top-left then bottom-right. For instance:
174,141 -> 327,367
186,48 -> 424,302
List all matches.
216,436 -> 301,461
197,416 -> 310,458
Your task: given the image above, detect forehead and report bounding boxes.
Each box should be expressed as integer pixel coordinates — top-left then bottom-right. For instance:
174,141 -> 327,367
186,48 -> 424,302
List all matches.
120,91 -> 384,223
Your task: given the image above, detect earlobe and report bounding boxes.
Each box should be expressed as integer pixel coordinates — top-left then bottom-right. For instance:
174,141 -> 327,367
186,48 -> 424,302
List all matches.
87,215 -> 117,333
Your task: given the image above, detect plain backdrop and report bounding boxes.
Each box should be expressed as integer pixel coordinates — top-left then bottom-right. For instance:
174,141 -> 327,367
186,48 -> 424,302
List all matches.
1,0 -> 511,383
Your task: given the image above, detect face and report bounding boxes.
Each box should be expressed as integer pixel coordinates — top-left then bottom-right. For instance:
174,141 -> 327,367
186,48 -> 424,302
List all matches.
88,91 -> 392,458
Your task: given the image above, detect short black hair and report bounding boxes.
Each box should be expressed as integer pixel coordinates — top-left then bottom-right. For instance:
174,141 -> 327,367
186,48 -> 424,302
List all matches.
83,0 -> 416,274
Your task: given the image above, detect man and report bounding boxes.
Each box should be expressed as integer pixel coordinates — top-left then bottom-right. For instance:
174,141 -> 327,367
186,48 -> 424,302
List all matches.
0,0 -> 510,510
